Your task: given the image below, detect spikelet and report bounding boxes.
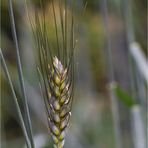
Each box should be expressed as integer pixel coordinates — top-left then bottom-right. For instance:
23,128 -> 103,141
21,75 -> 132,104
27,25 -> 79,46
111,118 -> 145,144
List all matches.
47,56 -> 72,148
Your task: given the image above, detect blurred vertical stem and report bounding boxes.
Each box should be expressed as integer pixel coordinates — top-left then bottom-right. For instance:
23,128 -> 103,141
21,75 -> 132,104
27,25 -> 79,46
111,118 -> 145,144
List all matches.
0,49 -> 31,148
101,1 -> 122,148
123,0 -> 147,148
131,105 -> 146,148
123,0 -> 136,99
7,0 -> 34,147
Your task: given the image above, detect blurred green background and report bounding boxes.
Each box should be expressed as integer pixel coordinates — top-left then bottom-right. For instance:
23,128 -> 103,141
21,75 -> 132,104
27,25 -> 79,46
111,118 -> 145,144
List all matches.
1,0 -> 147,148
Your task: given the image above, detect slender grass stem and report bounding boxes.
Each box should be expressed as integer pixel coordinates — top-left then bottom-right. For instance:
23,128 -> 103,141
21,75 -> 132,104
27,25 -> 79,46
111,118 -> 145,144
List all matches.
7,0 -> 34,147
101,1 -> 122,148
123,0 -> 136,99
123,0 -> 147,147
0,49 -> 31,148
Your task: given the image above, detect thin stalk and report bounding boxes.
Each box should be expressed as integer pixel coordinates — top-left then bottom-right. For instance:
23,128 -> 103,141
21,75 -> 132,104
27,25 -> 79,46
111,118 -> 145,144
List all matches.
0,49 -> 31,148
0,55 -> 1,148
101,1 -> 122,148
129,43 -> 148,84
123,0 -> 136,100
7,0 -> 34,147
123,0 -> 147,147
69,0 -> 75,110
131,105 -> 146,148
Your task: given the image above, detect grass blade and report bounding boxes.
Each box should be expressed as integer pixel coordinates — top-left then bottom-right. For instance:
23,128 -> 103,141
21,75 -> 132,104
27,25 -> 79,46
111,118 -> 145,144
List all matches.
0,49 -> 31,148
7,0 -> 34,147
101,1 -> 122,148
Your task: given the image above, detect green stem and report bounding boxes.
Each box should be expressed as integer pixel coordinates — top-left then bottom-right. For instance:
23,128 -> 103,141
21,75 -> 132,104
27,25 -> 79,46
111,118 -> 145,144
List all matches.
7,0 -> 34,147
0,49 -> 31,148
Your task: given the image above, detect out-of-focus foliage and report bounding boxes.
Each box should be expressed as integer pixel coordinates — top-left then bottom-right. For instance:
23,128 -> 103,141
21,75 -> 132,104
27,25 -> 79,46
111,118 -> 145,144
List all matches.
114,84 -> 136,108
1,0 -> 147,147
133,0 -> 147,54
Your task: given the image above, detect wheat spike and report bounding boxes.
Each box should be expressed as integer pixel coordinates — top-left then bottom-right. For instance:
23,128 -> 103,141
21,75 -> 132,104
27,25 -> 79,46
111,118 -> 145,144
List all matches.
47,56 -> 71,148
26,0 -> 76,147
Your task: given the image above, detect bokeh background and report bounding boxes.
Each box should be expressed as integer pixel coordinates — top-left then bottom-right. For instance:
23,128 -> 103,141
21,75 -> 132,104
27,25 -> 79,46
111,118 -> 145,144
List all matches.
1,0 -> 147,148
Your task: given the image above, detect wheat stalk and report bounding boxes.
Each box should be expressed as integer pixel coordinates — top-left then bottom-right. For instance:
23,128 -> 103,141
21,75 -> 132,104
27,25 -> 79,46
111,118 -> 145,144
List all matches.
26,0 -> 76,147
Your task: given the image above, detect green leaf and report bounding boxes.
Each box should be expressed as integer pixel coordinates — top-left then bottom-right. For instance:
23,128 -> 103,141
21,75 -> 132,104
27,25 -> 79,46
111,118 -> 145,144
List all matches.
113,84 -> 136,108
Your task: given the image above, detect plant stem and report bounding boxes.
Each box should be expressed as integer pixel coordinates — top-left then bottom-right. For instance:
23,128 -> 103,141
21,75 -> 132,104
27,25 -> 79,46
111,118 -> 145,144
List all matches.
101,1 -> 122,148
7,0 -> 34,147
0,49 -> 31,148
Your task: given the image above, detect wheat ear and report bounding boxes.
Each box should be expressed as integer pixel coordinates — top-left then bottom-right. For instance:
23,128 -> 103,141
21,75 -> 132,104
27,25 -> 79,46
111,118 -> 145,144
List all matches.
25,0 -> 76,147
47,56 -> 71,148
